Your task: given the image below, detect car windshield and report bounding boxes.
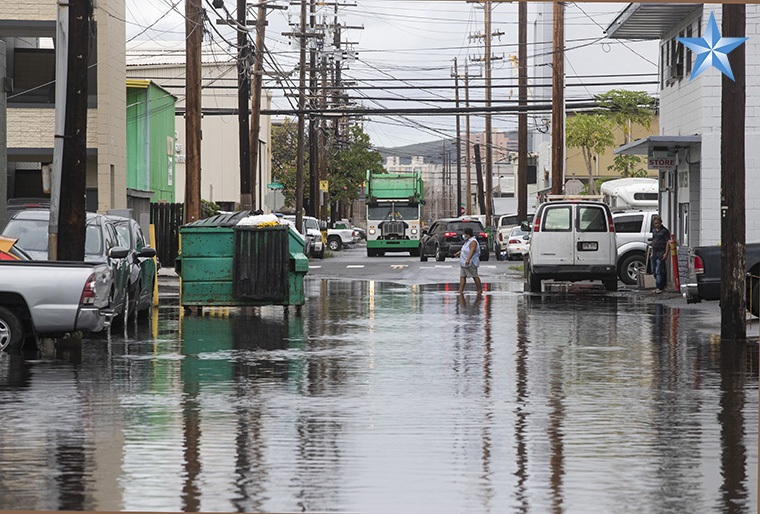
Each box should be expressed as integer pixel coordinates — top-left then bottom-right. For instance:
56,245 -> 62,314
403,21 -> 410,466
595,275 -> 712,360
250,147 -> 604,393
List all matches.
304,218 -> 319,231
510,226 -> 529,237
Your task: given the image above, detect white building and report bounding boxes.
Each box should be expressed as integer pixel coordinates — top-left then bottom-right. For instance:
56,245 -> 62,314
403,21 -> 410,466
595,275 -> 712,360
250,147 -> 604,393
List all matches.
608,4 -> 760,248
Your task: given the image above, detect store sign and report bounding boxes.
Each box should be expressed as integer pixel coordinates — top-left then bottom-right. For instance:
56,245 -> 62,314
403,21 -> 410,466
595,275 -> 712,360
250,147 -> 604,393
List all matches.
648,148 -> 677,170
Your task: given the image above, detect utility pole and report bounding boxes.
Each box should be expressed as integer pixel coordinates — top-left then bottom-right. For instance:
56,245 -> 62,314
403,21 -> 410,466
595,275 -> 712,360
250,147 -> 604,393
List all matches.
308,0 -> 318,217
453,58 -> 462,216
474,144 -> 486,215
551,1 -> 565,196
185,0 -> 203,223
465,63 -> 472,215
236,0 -> 251,210
58,0 -> 92,261
294,0 -> 308,231
720,3 -> 746,340
0,41 -> 6,230
517,0 -> 528,221
49,0 -> 68,260
483,0 -> 493,226
320,53 -> 329,222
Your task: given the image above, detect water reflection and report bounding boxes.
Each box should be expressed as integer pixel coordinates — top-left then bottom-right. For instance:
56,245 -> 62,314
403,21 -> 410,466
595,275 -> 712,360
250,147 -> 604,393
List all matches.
0,281 -> 756,512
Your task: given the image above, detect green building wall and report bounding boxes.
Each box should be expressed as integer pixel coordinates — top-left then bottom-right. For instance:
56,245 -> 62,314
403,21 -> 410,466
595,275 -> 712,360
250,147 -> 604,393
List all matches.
126,80 -> 176,202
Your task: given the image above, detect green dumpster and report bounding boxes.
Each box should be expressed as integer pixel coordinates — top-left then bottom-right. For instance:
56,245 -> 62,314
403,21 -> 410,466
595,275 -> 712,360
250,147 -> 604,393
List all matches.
175,214 -> 308,308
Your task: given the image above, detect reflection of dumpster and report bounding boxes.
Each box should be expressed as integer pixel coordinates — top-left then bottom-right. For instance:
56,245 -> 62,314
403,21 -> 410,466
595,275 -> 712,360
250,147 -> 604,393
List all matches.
174,213 -> 308,308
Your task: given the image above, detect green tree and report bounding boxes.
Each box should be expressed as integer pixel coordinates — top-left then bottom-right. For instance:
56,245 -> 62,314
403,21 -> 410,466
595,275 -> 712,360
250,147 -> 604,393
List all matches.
326,124 -> 384,217
596,90 -> 656,177
271,117 -> 306,207
565,113 -> 615,195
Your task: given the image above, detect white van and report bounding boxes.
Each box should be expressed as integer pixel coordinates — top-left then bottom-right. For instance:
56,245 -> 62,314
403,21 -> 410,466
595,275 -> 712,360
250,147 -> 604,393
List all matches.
526,200 -> 618,292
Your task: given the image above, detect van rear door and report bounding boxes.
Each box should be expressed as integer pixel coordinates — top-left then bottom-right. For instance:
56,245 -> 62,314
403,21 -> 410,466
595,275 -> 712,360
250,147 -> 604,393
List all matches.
533,204 -> 575,265
574,204 -> 615,267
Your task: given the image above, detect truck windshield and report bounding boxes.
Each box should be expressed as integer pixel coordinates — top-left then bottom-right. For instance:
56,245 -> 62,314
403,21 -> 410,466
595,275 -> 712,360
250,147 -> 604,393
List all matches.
368,204 -> 419,220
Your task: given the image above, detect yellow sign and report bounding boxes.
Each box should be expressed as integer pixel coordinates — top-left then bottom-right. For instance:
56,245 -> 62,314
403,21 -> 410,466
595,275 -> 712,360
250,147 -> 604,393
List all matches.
320,180 -> 329,192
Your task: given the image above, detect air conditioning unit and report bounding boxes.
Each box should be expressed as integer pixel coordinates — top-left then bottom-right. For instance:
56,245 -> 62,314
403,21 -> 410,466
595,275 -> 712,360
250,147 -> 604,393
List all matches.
665,64 -> 684,84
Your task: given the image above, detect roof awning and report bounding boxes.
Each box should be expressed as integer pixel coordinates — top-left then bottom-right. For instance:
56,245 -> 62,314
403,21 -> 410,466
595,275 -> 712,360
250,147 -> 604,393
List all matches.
606,3 -> 702,40
614,135 -> 701,156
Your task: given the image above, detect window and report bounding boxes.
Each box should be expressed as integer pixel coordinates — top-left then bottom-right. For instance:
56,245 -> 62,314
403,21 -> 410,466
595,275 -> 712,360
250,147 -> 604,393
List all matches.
578,206 -> 607,232
542,207 -> 571,232
614,214 -> 644,233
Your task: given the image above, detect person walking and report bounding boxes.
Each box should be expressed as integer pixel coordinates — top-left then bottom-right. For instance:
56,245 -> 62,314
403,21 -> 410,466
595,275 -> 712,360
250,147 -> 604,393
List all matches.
651,215 -> 670,293
455,227 -> 483,295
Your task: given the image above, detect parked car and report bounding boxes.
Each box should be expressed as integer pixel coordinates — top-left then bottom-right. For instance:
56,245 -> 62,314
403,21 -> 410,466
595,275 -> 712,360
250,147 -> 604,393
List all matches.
525,200 -> 618,292
108,215 -> 158,319
505,225 -> 530,260
612,210 -> 659,285
283,214 -> 325,259
2,197 -> 51,229
496,212 -> 534,253
0,235 -> 32,261
419,218 -> 490,262
2,209 -> 132,325
327,221 -> 360,251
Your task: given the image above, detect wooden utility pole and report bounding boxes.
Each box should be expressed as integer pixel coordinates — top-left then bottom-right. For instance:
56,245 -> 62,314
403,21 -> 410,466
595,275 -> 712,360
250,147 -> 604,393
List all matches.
185,0 -> 203,223
465,63 -> 472,215
517,0 -> 528,222
320,57 -> 328,222
295,0 -> 308,230
237,0 -> 251,210
720,3 -> 747,340
550,1 -> 564,196
453,58 -> 462,216
474,144 -> 486,215
250,2 -> 270,212
58,0 -> 92,261
483,0 -> 493,225
308,0 -> 318,217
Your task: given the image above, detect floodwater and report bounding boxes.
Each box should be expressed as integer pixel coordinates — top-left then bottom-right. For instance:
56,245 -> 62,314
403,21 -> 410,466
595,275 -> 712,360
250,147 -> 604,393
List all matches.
0,278 -> 757,513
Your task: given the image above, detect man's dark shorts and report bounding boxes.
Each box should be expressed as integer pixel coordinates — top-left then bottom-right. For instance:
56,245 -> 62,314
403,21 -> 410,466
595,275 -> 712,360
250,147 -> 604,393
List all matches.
460,266 -> 479,278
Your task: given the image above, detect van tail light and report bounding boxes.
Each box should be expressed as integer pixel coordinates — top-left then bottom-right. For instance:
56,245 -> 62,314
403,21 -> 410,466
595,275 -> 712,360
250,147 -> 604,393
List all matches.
479,232 -> 488,238
444,231 -> 457,238
80,273 -> 98,305
533,215 -> 541,232
694,255 -> 704,275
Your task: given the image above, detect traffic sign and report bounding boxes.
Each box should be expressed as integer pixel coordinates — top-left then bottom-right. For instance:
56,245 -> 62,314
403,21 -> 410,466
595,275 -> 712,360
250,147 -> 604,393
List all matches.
320,180 -> 329,192
265,190 -> 285,211
267,182 -> 284,190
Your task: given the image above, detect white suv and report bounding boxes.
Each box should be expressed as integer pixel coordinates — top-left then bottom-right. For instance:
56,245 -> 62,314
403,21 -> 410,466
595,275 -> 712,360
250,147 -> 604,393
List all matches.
612,210 -> 658,285
526,200 -> 618,292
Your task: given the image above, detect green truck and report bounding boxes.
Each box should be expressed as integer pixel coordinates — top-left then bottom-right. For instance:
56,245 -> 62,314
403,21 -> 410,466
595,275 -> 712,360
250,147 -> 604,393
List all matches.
365,170 -> 425,257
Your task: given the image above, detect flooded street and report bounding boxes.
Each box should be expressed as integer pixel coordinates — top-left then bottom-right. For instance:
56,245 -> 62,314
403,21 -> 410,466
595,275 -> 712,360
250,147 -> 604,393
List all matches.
0,274 -> 757,513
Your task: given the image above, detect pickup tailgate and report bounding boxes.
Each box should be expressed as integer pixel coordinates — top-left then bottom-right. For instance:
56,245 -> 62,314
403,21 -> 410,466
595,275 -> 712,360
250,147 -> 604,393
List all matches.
0,261 -> 112,334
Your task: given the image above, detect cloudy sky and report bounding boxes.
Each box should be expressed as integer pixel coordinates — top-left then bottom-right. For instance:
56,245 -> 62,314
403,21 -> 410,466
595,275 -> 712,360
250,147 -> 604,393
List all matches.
125,0 -> 660,149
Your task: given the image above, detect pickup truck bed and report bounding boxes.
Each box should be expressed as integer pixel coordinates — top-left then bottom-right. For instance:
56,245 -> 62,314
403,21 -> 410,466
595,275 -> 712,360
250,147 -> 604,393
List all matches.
0,260 -> 113,352
685,243 -> 760,316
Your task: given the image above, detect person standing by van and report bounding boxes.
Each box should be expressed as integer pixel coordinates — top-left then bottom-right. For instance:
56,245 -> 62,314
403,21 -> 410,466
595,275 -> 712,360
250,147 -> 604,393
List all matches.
455,227 -> 483,295
651,215 -> 670,293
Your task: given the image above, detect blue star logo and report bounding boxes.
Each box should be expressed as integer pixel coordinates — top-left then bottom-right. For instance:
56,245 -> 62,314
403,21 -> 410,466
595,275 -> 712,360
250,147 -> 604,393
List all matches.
677,12 -> 748,81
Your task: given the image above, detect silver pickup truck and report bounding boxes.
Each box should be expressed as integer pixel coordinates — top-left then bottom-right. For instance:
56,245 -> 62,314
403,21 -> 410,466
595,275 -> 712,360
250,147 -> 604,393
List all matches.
0,259 -> 118,352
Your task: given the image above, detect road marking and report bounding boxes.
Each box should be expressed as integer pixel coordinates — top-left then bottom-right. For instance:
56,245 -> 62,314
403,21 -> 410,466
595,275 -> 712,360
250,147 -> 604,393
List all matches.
346,265 -> 365,268
420,265 -> 453,269
309,265 -> 322,269
391,264 -> 408,269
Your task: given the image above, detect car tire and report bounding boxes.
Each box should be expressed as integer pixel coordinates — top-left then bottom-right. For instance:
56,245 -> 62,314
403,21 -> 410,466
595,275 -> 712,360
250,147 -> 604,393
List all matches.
481,252 -> 489,262
0,306 -> 24,353
138,282 -> 154,319
367,248 -> 376,257
435,246 -> 445,262
604,278 -> 619,292
328,236 -> 342,251
618,252 -> 646,285
528,269 -> 541,293
420,246 -> 428,262
410,248 -> 420,257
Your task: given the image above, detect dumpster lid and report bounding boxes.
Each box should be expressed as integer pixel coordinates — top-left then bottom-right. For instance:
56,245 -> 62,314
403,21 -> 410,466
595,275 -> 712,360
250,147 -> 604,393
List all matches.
184,210 -> 260,227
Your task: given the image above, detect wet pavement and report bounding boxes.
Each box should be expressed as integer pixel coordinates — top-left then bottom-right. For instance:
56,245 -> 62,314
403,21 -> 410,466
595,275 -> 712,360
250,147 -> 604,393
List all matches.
0,255 -> 757,513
